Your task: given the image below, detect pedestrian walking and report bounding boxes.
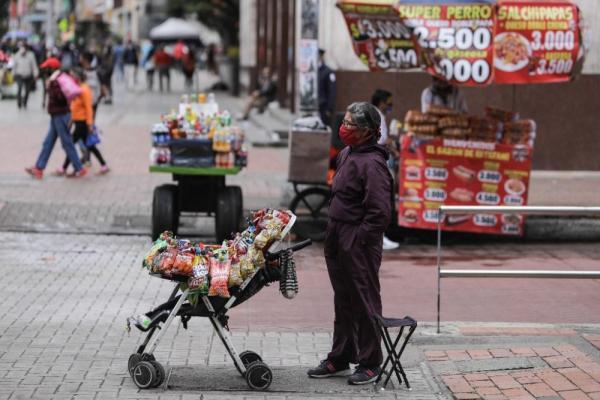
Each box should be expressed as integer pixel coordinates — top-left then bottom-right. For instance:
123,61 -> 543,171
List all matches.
307,102 -> 391,385
12,41 -> 38,109
98,43 -> 115,104
182,50 -> 196,91
54,68 -> 109,176
153,46 -> 172,92
80,51 -> 107,119
25,59 -> 87,179
123,40 -> 139,89
371,89 -> 400,251
140,40 -> 155,91
317,49 -> 336,128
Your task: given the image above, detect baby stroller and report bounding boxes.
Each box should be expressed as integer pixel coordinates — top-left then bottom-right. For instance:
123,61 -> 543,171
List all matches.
127,213 -> 312,391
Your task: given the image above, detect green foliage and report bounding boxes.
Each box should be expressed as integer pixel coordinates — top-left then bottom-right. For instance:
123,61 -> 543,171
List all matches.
167,0 -> 240,47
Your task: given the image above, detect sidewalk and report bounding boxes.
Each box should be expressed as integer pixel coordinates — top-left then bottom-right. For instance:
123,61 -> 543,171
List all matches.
0,231 -> 599,400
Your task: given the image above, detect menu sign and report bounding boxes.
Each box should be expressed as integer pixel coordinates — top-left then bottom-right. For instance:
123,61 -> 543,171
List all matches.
494,1 -> 580,83
398,3 -> 495,85
338,1 -> 418,71
398,136 -> 533,235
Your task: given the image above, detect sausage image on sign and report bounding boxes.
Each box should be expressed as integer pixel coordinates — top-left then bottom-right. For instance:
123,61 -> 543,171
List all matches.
403,209 -> 418,224
453,165 -> 475,182
450,188 -> 475,202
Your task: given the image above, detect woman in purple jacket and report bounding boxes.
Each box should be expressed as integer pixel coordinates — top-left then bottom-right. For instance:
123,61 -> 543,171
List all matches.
307,102 -> 392,385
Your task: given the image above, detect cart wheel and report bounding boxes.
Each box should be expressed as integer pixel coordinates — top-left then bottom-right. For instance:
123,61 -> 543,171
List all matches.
230,185 -> 244,230
215,186 -> 241,242
240,350 -> 262,366
132,361 -> 157,389
289,187 -> 330,242
245,361 -> 273,391
149,361 -> 165,388
128,353 -> 142,377
152,184 -> 179,240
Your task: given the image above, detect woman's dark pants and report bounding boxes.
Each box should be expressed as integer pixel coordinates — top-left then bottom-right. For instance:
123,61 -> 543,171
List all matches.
324,219 -> 383,368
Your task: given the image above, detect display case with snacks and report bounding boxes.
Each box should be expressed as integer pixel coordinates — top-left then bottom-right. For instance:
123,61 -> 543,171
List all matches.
149,93 -> 248,172
398,106 -> 535,236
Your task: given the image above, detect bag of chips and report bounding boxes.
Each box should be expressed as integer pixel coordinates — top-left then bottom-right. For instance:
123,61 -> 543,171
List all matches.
188,255 -> 209,294
173,251 -> 194,276
208,257 -> 231,298
228,262 -> 244,287
159,247 -> 178,275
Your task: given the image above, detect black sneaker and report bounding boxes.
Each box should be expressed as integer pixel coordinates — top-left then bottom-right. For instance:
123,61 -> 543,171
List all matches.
347,365 -> 381,385
307,359 -> 351,378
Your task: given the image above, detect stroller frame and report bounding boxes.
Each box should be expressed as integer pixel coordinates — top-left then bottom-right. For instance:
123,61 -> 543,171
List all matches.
128,237 -> 311,391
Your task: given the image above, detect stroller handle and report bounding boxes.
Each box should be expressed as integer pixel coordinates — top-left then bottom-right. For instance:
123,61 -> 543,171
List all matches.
266,239 -> 312,261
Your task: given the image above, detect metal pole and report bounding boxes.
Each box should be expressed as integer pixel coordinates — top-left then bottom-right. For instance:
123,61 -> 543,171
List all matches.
440,269 -> 600,279
439,205 -> 600,216
436,209 -> 443,334
46,0 -> 55,48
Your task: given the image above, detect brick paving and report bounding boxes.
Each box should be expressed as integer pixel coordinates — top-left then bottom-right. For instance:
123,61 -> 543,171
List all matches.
428,343 -> 600,400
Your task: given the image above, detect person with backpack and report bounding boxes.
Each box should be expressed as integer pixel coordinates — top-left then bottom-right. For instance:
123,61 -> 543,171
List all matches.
54,68 -> 109,176
25,58 -> 87,179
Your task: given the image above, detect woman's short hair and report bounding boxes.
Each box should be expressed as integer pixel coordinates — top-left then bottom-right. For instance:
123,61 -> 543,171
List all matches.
347,102 -> 381,137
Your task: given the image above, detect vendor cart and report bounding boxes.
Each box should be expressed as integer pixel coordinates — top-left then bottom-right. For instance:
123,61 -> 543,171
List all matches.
287,127 -> 332,241
149,165 -> 243,242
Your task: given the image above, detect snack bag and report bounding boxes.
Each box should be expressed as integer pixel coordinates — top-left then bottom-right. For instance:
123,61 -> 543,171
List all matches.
239,256 -> 255,279
160,247 -> 178,275
142,231 -> 173,269
173,251 -> 194,276
151,251 -> 166,273
228,262 -> 244,287
188,255 -> 209,294
208,257 -> 231,298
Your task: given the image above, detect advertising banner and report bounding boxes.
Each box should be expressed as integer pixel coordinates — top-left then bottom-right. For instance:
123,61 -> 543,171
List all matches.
398,3 -> 495,85
336,0 -> 583,84
398,135 -> 533,235
494,1 -> 580,83
338,1 -> 418,71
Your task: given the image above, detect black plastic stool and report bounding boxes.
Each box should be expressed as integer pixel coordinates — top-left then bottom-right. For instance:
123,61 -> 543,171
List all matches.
375,315 -> 417,389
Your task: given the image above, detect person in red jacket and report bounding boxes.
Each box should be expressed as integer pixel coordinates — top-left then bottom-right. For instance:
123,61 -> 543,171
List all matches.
153,46 -> 172,92
307,102 -> 392,385
25,58 -> 87,179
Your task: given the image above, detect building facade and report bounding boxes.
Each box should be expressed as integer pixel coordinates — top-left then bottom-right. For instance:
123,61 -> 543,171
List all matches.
240,0 -> 600,170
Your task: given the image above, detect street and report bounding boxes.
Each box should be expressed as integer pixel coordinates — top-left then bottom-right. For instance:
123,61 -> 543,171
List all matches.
0,74 -> 599,399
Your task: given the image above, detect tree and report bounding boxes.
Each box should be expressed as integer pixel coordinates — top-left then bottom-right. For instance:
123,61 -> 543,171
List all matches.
167,0 -> 239,49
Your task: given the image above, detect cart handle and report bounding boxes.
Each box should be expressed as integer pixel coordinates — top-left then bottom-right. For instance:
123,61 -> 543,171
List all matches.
266,239 -> 312,261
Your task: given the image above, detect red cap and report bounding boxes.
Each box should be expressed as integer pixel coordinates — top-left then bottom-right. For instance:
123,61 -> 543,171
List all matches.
40,57 -> 61,70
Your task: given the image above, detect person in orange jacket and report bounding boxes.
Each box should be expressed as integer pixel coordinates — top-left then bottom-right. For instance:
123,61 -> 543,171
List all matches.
55,68 -> 109,175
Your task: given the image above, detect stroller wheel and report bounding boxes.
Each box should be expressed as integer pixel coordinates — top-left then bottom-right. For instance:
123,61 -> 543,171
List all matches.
150,361 -> 165,388
128,353 -> 142,377
132,361 -> 157,389
245,361 -> 273,391
240,350 -> 262,366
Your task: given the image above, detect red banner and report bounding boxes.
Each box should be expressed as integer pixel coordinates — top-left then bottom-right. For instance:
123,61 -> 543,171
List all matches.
398,3 -> 495,85
494,1 -> 580,83
337,0 -> 583,84
398,136 -> 533,235
338,1 -> 419,71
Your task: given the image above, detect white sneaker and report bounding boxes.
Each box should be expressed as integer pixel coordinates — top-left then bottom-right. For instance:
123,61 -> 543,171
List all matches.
382,235 -> 400,251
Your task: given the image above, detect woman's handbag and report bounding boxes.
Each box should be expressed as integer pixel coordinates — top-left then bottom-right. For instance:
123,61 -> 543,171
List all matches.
56,72 -> 82,102
86,125 -> 101,148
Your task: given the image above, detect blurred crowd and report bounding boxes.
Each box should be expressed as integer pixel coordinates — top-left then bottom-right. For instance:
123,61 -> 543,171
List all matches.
0,37 -> 217,109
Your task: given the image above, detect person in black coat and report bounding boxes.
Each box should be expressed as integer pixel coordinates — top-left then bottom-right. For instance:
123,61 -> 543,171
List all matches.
318,49 -> 336,127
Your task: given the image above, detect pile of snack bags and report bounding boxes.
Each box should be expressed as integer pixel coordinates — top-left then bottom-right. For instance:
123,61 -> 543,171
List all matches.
142,209 -> 292,298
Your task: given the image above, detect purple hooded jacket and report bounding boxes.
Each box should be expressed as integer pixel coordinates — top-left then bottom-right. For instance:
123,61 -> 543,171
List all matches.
328,143 -> 393,245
